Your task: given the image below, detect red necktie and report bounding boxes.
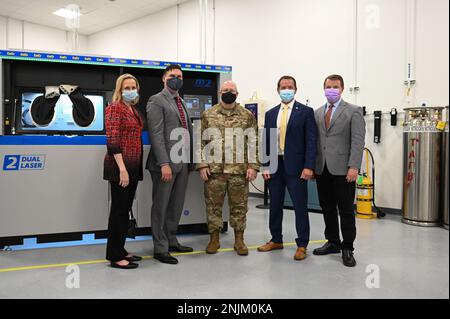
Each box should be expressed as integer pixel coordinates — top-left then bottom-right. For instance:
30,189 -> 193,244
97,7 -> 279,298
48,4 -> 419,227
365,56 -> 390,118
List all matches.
325,104 -> 334,129
175,96 -> 188,129
175,96 -> 190,149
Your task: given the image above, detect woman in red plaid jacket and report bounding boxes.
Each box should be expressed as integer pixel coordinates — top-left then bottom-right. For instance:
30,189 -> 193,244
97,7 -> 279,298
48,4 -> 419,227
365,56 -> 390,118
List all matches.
103,74 -> 144,270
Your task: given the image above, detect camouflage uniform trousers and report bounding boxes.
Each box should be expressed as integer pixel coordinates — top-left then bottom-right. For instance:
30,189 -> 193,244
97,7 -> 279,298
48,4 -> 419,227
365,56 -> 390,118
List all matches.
204,173 -> 249,233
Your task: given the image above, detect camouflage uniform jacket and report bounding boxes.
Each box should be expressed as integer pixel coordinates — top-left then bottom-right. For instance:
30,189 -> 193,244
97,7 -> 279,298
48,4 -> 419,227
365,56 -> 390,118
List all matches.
196,103 -> 260,174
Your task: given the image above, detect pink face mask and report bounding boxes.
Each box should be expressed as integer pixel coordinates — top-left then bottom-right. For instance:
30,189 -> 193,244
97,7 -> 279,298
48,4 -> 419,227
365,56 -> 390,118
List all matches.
325,88 -> 341,104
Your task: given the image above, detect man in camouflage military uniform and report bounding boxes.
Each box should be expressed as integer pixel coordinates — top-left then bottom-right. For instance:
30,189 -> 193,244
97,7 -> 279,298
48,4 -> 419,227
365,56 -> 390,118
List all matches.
197,81 -> 260,256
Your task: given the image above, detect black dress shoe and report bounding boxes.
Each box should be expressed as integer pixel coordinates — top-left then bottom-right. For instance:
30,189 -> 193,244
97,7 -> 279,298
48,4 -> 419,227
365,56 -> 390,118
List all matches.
125,255 -> 142,262
313,242 -> 341,256
110,262 -> 139,269
154,253 -> 179,264
169,244 -> 194,253
342,249 -> 357,267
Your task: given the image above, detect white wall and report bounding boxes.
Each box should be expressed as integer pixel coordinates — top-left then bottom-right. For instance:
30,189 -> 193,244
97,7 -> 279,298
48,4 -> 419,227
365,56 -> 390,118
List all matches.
356,0 -> 449,210
87,1 -> 216,64
415,0 -> 449,106
356,0 -> 409,211
0,15 -> 88,53
214,0 -> 356,107
0,16 -> 6,49
87,7 -> 178,61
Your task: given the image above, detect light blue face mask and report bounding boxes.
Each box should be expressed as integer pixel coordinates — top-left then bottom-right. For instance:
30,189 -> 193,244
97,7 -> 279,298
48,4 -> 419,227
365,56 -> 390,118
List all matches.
279,89 -> 296,103
122,89 -> 139,102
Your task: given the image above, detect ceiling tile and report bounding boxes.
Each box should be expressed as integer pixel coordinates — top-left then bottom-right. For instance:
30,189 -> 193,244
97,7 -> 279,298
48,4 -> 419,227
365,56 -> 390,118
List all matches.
0,0 -> 191,35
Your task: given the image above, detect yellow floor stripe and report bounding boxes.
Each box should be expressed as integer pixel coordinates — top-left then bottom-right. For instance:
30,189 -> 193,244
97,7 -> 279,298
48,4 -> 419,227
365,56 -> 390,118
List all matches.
0,240 -> 327,273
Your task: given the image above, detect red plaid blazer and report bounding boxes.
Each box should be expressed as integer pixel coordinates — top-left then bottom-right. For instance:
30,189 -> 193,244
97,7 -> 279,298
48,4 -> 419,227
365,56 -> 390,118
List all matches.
103,101 -> 144,182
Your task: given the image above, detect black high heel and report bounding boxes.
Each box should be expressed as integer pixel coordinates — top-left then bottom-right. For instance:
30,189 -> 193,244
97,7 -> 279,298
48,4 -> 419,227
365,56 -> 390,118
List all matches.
110,261 -> 139,269
124,255 -> 142,262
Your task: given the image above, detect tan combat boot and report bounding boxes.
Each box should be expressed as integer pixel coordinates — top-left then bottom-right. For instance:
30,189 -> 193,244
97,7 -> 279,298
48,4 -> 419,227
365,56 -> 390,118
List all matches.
234,231 -> 249,256
206,231 -> 220,254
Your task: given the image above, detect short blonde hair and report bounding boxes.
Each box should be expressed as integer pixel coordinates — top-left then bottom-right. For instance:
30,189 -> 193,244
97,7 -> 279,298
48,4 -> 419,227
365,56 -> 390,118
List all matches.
112,73 -> 140,105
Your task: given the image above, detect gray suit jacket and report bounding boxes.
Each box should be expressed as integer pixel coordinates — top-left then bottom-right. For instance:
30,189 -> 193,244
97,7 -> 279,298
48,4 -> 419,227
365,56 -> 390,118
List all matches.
314,100 -> 366,176
145,88 -> 194,173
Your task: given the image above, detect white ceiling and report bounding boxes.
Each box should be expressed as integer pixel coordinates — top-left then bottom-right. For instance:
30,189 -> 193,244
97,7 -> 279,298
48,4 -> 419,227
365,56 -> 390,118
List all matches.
0,0 -> 190,35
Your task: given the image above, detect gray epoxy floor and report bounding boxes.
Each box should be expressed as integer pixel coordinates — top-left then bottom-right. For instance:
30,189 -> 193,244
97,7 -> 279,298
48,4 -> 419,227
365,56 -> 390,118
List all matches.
0,198 -> 448,299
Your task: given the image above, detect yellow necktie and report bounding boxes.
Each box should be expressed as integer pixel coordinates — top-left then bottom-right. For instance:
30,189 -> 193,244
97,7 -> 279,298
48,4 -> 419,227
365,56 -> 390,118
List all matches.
279,104 -> 289,152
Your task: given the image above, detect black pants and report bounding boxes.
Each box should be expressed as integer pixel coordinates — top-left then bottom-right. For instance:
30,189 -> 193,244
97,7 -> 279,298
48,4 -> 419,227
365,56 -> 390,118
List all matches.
316,165 -> 356,251
106,181 -> 138,262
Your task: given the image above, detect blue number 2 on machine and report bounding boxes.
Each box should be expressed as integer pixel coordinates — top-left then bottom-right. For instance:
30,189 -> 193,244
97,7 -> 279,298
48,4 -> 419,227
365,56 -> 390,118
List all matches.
2,155 -> 46,171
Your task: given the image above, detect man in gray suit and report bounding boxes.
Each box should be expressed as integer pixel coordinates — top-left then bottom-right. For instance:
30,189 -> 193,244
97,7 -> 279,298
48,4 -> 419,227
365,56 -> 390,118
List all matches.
146,64 -> 194,265
313,74 -> 365,267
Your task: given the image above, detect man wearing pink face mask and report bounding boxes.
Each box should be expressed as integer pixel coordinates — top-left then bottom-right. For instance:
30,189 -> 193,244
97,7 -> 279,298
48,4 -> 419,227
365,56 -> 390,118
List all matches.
313,74 -> 366,267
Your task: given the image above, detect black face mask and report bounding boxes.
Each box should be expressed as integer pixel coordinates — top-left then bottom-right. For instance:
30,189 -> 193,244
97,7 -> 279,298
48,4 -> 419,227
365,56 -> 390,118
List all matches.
167,77 -> 183,91
221,92 -> 237,104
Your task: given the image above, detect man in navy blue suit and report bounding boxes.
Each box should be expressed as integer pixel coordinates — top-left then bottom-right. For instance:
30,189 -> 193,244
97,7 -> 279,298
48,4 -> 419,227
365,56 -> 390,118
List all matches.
257,76 -> 317,261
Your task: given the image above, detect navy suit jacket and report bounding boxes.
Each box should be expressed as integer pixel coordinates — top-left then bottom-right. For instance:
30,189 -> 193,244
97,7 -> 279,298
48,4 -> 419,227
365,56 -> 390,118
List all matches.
263,101 -> 317,176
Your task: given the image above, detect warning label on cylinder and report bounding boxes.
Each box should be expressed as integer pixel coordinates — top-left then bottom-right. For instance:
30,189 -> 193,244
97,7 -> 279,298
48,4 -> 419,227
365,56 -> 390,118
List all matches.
403,125 -> 441,133
2,155 -> 46,171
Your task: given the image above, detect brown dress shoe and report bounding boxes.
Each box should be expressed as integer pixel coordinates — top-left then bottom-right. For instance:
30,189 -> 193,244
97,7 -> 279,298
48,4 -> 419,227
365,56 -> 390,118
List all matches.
294,247 -> 307,260
257,241 -> 284,252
